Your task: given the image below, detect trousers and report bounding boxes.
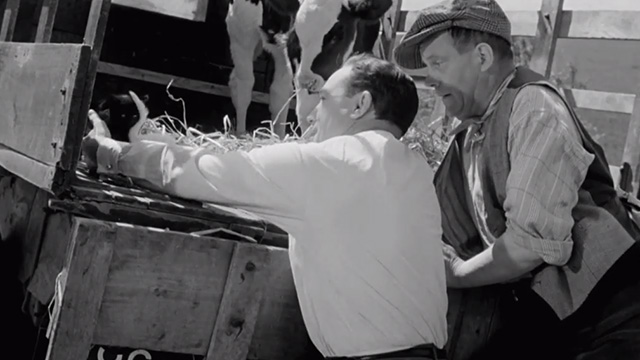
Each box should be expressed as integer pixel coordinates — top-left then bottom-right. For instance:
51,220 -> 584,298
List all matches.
469,242 -> 640,360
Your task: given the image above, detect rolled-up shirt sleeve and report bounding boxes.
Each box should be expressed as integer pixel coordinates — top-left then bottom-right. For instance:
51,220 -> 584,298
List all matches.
503,86 -> 595,266
95,138 -> 315,232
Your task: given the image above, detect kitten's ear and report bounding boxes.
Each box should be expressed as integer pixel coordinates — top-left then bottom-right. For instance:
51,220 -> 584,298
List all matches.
96,96 -> 111,111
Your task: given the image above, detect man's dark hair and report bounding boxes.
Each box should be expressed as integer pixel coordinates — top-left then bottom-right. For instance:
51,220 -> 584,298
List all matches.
447,27 -> 514,60
343,52 -> 419,136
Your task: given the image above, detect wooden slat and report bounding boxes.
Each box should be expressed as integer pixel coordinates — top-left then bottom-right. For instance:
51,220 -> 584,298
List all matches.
96,61 -> 296,109
207,243 -> 272,360
112,0 -> 209,22
84,221 -> 306,358
0,43 -> 91,194
45,217 -> 115,360
0,0 -> 20,41
528,0 -> 564,77
375,0 -> 403,60
622,91 -> 640,192
563,89 -> 635,114
397,10 -> 640,40
34,0 -> 59,43
559,11 -> 640,40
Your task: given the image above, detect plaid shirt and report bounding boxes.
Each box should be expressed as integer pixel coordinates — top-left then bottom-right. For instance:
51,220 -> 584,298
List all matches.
458,77 -> 596,265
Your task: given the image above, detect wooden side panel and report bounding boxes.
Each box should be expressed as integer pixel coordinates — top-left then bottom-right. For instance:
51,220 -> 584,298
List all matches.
112,0 -> 209,22
45,217 -> 115,360
528,0 -> 564,77
0,43 -> 91,194
207,243 -> 272,360
88,221 -> 307,359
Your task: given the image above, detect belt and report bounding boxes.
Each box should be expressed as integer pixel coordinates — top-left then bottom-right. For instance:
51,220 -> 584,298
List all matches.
327,344 -> 447,360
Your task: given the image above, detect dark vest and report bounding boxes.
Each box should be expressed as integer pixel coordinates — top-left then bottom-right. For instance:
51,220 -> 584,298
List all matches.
434,67 -> 640,319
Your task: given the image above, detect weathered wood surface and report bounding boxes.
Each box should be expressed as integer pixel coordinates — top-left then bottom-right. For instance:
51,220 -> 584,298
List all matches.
207,243 -> 272,360
45,218 -> 115,360
112,0 -> 209,22
67,166 -> 289,246
0,42 -> 91,194
528,0 -> 564,77
34,218 -> 308,359
1,0 -> 21,40
34,0 -> 59,42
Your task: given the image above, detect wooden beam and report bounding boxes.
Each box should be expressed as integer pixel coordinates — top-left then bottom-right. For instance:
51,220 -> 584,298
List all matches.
563,89 -> 636,115
375,0 -> 403,60
0,0 -> 21,41
558,10 -> 640,40
206,243 -> 272,360
45,218 -> 115,360
0,42 -> 91,194
396,10 -> 640,40
96,61 -> 296,109
34,0 -> 59,43
112,0 -> 209,22
528,0 -> 564,77
622,90 -> 640,192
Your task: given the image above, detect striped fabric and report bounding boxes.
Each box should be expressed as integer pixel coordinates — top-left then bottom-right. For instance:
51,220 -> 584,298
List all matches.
434,66 -> 637,319
393,0 -> 512,69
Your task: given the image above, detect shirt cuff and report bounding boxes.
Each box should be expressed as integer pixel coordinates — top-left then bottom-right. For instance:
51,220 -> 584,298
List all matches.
505,229 -> 574,266
96,137 -> 124,175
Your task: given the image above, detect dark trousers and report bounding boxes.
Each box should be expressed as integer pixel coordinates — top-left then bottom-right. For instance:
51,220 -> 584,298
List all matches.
470,242 -> 640,360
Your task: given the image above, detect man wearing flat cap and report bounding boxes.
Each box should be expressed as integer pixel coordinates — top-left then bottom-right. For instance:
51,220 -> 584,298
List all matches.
394,0 -> 640,359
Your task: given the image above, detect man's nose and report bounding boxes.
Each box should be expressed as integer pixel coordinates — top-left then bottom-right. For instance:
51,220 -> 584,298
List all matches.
423,74 -> 440,90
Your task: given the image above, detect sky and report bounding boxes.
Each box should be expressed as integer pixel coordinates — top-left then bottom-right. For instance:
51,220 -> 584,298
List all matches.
401,0 -> 640,11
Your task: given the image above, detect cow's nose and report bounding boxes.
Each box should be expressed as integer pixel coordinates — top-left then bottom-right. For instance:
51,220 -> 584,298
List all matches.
296,72 -> 324,93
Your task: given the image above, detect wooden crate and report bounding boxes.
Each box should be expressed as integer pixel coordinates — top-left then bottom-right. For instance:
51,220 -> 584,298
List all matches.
0,1 -> 314,359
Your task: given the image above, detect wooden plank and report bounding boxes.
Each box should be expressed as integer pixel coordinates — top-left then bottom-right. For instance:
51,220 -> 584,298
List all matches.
559,11 -> 640,40
397,10 -> 640,40
375,0 -> 403,60
96,61 -> 296,109
622,91 -> 640,192
0,0 -> 21,41
207,243 -> 272,360
34,0 -> 58,42
563,89 -> 636,114
247,248 -> 308,359
91,222 -> 236,354
26,212 -> 73,305
0,43 -> 91,194
86,221 -> 305,358
528,0 -> 564,77
45,217 -> 115,360
112,0 -> 209,22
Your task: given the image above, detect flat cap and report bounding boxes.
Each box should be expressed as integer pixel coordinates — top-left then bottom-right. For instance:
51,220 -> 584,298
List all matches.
393,0 -> 512,70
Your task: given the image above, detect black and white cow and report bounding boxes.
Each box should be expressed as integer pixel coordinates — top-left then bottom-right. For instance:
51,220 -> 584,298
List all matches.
225,0 -> 393,136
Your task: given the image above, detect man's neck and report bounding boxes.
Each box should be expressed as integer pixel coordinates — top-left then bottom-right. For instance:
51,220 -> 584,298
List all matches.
474,63 -> 516,118
345,119 -> 403,138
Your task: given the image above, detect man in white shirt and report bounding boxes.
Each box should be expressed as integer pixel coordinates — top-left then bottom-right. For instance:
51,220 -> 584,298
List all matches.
82,53 -> 448,359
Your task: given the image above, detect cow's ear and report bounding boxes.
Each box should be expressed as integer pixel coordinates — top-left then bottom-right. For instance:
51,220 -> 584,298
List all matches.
343,0 -> 392,21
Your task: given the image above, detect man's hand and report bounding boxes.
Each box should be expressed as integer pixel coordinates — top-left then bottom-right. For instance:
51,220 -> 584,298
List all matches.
442,242 -> 463,288
82,110 -> 112,172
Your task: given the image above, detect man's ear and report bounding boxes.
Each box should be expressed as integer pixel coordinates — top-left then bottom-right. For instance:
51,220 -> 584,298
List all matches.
350,90 -> 373,119
475,42 -> 495,72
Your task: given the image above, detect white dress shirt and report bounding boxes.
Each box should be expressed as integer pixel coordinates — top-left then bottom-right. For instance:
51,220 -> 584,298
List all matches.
96,129 -> 448,357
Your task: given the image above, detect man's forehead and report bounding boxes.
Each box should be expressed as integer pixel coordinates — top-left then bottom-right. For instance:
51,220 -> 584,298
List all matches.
419,31 -> 457,57
324,66 -> 352,90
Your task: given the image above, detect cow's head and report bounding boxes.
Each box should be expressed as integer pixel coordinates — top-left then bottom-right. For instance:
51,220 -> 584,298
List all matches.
283,0 -> 393,132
